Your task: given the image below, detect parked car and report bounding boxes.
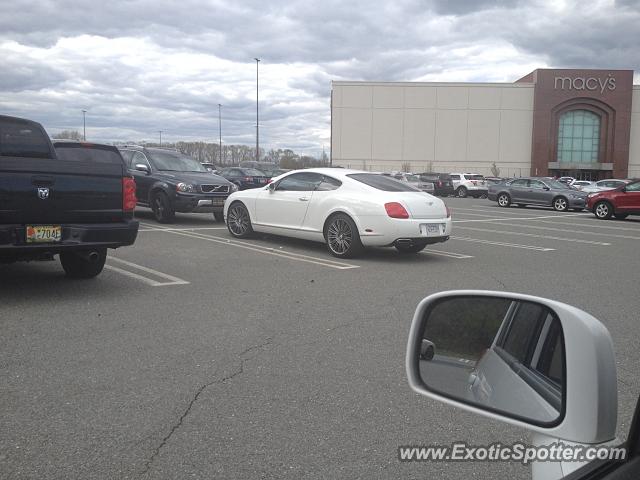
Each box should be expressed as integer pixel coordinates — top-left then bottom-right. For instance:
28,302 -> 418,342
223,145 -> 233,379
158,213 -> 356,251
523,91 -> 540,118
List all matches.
239,161 -> 280,177
581,178 -> 631,194
557,176 -> 575,184
417,173 -> 454,196
586,179 -> 640,220
484,176 -> 507,185
392,172 -> 435,194
0,115 -> 139,278
570,180 -> 594,190
217,167 -> 270,190
449,173 -> 488,198
201,162 -> 219,172
118,146 -> 236,223
488,177 -> 588,211
224,169 -> 451,258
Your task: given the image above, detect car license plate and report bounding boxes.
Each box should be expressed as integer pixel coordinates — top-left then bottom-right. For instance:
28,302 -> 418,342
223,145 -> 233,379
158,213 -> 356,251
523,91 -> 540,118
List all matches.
212,198 -> 225,206
259,179 -> 266,184
420,224 -> 440,236
26,225 -> 62,243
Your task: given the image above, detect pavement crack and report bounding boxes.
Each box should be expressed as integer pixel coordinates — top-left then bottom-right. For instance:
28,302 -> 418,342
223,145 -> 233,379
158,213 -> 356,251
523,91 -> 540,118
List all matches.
139,337 -> 274,476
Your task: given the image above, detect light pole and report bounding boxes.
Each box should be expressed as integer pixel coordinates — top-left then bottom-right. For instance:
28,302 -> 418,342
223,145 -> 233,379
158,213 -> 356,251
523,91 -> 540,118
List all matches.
158,130 -> 163,147
81,109 -> 87,140
218,103 -> 223,165
254,57 -> 260,162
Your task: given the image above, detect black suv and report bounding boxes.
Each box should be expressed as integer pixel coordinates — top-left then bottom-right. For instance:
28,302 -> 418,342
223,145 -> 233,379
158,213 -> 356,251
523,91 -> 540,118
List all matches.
417,172 -> 454,197
118,146 -> 237,223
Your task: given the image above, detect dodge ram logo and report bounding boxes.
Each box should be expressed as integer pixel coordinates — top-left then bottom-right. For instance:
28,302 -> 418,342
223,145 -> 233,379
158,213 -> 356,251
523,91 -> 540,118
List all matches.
37,187 -> 50,200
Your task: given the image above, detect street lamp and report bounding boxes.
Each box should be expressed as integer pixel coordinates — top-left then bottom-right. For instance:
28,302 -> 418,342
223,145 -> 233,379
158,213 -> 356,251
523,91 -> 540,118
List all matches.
254,57 -> 260,162
218,103 -> 223,165
158,130 -> 163,147
81,109 -> 87,140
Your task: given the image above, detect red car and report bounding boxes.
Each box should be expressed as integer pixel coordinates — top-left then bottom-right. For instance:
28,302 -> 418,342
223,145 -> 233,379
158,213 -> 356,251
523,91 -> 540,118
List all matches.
586,179 -> 640,220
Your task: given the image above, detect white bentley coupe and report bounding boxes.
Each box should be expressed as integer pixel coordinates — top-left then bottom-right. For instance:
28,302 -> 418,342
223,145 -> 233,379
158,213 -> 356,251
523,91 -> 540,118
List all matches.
223,168 -> 452,258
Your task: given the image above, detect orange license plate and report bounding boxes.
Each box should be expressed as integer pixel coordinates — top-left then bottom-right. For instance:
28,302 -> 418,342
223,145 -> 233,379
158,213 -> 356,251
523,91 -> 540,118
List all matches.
26,225 -> 62,243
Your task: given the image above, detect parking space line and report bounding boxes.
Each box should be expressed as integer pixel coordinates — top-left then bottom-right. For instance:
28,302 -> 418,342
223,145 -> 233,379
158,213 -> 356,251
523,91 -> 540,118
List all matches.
138,226 -> 228,232
467,206 -> 592,217
453,212 -> 586,223
482,222 -> 640,240
450,236 -> 555,251
105,257 -> 190,287
524,219 -> 640,232
422,249 -> 474,259
455,226 -> 612,245
140,223 -> 360,270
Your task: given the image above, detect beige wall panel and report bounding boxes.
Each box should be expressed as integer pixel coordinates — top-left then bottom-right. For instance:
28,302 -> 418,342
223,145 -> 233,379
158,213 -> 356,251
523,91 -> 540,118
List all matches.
373,86 -> 403,108
628,112 -> 640,174
435,110 -> 468,162
403,109 -> 436,162
341,85 -> 372,108
467,110 -> 501,163
372,109 -> 403,160
499,110 -> 534,171
436,86 -> 469,109
468,87 -> 502,110
500,87 -> 534,110
404,86 -> 437,109
340,109 -> 372,160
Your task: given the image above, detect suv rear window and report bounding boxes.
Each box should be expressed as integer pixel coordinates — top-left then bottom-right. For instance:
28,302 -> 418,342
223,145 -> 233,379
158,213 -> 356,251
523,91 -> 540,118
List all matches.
348,173 -> 419,192
0,120 -> 52,158
466,174 -> 485,180
55,145 -> 125,164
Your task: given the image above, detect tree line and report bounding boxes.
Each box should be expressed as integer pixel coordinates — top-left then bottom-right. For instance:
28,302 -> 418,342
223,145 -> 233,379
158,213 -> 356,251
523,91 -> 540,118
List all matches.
51,130 -> 329,169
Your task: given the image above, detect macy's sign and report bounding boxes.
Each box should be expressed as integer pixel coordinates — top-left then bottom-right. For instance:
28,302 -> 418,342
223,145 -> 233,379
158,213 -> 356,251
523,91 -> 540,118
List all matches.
554,75 -> 616,94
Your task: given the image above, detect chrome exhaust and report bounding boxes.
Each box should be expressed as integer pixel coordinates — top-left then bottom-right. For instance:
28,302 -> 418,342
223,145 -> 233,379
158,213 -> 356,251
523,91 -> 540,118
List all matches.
78,250 -> 100,263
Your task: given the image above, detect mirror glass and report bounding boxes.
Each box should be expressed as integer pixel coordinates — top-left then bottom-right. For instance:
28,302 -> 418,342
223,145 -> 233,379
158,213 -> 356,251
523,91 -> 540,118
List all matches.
418,296 -> 565,425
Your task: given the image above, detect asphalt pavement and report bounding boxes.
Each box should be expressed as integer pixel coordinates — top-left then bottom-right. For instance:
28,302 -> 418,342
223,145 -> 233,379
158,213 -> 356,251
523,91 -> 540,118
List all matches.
1,198 -> 639,479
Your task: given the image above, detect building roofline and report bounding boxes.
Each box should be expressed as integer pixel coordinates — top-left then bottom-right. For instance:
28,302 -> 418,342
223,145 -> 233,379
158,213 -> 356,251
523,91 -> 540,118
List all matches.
331,81 -> 534,88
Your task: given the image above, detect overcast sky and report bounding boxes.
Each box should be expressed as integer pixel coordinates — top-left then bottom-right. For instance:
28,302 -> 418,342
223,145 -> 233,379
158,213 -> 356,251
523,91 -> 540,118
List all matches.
1,0 -> 639,156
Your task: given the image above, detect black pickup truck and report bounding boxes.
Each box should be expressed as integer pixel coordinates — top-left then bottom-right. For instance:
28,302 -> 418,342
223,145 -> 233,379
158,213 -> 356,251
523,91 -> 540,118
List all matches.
0,115 -> 139,278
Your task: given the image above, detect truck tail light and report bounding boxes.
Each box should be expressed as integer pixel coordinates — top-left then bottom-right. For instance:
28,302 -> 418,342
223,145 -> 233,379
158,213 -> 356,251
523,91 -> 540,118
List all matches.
385,202 -> 409,219
123,177 -> 137,212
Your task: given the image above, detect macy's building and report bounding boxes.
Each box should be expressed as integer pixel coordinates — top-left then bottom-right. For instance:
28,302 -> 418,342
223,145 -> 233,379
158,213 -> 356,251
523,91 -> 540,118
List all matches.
330,69 -> 640,179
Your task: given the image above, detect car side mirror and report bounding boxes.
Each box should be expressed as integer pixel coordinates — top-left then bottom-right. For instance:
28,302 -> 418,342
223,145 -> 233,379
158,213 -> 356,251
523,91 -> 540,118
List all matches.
267,182 -> 276,192
135,164 -> 150,174
543,186 -> 550,191
406,291 -> 617,445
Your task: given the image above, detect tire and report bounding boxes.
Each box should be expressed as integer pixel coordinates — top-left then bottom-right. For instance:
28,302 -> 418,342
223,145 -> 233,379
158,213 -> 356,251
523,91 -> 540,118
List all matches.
395,243 -> 427,254
226,202 -> 253,238
213,211 -> 225,222
456,186 -> 468,198
552,196 -> 569,212
324,213 -> 363,259
497,193 -> 511,208
516,204 -> 526,208
614,213 -> 629,220
594,201 -> 613,220
151,191 -> 175,223
60,249 -> 107,279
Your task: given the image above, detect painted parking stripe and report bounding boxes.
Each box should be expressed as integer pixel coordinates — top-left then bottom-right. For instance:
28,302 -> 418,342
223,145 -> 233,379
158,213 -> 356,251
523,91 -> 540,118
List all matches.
105,257 -> 190,287
450,236 -> 555,251
453,213 -> 586,223
524,218 -> 640,232
469,206 -> 592,216
481,222 -> 640,240
452,206 -> 591,218
138,226 -> 228,232
422,249 -> 474,259
455,226 -> 612,245
140,223 -> 360,270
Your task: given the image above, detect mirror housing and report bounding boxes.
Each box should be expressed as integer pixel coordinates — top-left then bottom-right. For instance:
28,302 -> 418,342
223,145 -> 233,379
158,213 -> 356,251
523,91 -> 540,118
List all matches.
135,164 -> 150,174
406,291 -> 617,444
267,182 -> 276,192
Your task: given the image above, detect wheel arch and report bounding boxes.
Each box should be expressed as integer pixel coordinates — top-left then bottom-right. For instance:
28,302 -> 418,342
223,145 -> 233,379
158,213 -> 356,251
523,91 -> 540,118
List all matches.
322,209 -> 362,238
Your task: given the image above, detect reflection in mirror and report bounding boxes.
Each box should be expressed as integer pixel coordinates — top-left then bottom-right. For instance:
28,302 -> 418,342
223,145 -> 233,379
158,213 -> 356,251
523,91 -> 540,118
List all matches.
418,296 -> 565,425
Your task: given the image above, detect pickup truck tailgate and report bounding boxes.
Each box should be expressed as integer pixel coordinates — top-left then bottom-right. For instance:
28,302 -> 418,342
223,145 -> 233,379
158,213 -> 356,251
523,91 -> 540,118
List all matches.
0,157 -> 125,224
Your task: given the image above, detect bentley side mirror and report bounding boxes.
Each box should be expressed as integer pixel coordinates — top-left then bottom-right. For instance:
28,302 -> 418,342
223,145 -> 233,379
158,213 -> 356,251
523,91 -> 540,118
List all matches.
135,164 -> 150,174
267,182 -> 276,192
407,291 -> 617,445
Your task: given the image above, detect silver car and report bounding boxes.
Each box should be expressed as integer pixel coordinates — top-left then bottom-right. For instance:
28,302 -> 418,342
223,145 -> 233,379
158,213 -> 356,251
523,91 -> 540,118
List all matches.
392,173 -> 435,194
580,178 -> 631,194
488,177 -> 588,211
